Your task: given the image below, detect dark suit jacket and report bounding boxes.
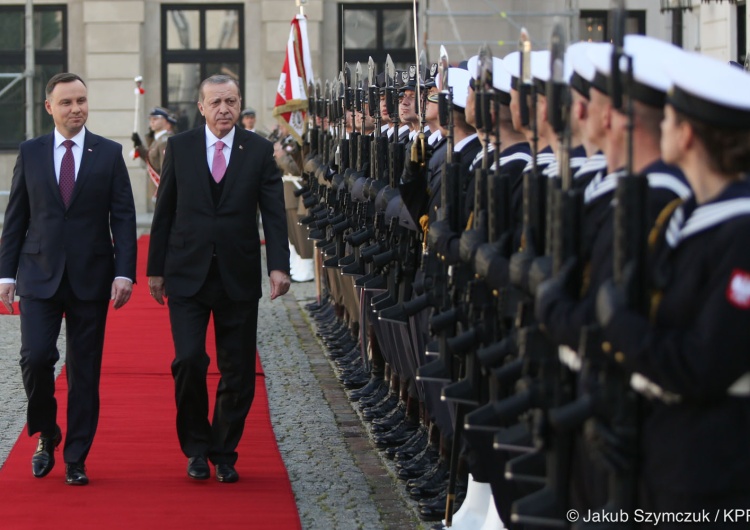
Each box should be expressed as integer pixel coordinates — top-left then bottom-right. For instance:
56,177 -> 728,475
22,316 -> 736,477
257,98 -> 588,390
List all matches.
0,129 -> 137,300
147,125 -> 290,301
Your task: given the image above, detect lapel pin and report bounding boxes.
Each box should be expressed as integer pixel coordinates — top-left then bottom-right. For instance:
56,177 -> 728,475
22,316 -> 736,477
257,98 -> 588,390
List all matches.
239,145 -> 244,150
87,148 -> 93,152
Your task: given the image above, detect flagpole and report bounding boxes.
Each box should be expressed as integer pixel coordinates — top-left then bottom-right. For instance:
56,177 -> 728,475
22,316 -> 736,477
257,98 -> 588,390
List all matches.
296,0 -> 307,17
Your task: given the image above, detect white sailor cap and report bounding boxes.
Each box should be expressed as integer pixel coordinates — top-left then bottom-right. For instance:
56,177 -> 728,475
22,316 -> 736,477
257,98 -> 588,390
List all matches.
502,51 -> 522,89
467,55 -> 512,104
666,51 -> 750,129
567,41 -> 608,98
529,50 -> 552,94
588,35 -> 680,106
447,67 -> 471,109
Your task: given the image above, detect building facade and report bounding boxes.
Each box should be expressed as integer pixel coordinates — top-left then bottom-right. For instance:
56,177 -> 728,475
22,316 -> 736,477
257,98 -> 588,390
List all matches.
0,0 -> 746,216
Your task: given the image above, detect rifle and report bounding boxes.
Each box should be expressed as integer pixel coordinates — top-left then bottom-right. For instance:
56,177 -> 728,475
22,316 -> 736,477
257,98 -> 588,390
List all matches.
417,46 -> 457,385
547,4 -> 642,528
509,23 -> 579,528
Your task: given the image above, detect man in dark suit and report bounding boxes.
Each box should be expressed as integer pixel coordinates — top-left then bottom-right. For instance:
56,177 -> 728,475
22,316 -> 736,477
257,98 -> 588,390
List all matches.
147,74 -> 291,483
0,73 -> 137,486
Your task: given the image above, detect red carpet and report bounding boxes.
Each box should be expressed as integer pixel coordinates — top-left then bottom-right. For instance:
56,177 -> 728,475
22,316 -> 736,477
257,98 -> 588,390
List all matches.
0,236 -> 301,530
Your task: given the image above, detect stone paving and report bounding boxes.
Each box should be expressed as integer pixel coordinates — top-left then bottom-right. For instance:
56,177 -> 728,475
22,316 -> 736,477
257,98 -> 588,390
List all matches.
0,243 -> 429,530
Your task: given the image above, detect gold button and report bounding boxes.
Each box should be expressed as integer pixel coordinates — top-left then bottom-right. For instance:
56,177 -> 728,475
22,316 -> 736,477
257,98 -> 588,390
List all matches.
602,341 -> 612,353
615,352 -> 625,363
492,289 -> 499,297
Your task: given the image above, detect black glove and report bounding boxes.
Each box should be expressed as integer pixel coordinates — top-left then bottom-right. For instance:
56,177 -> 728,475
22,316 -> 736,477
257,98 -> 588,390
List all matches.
400,158 -> 427,184
528,255 -> 553,295
427,219 -> 459,262
535,257 -> 578,323
596,278 -> 626,329
410,136 -> 434,166
131,132 -> 143,148
459,212 -> 487,264
475,245 -> 510,290
509,250 -> 535,294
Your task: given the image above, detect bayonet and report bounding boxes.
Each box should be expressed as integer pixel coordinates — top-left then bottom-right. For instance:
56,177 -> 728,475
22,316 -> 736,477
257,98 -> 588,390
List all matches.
477,44 -> 494,140
385,54 -> 395,89
520,28 -> 532,86
307,80 -> 315,118
610,0 -> 633,177
438,45 -> 452,165
355,62 -> 363,114
323,80 -> 331,161
440,46 -> 449,96
519,28 -> 533,131
340,70 -> 348,119
418,49 -> 428,121
610,0 -> 626,111
315,79 -> 322,119
412,0 -> 423,118
419,51 -> 428,84
548,21 -> 571,190
519,27 -> 539,176
342,65 -> 352,116
368,56 -> 379,121
385,55 -> 398,139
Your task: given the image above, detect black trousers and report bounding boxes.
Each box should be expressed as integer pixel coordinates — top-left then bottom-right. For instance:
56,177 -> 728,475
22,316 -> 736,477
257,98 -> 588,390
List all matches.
19,273 -> 109,465
167,260 -> 259,465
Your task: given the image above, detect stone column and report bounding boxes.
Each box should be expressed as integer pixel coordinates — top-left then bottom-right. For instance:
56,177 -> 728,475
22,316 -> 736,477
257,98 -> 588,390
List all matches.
83,1 -> 147,214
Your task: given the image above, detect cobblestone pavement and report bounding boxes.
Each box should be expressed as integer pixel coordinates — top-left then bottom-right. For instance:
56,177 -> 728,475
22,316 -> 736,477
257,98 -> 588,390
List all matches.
0,243 -> 428,530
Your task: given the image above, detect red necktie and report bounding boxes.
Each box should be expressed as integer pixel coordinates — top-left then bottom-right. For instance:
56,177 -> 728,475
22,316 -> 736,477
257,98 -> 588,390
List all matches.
211,140 -> 226,183
59,139 -> 75,207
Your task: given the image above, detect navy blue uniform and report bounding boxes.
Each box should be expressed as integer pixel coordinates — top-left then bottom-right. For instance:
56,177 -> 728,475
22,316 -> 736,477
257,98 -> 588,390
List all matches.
602,179 -> 750,525
538,161 -> 691,350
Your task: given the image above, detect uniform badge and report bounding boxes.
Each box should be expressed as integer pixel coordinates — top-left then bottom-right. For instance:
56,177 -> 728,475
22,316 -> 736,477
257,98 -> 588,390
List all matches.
726,269 -> 750,309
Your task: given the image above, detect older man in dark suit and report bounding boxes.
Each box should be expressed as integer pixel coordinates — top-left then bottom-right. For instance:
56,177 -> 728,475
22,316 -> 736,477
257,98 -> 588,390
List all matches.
147,74 -> 290,483
0,72 -> 137,486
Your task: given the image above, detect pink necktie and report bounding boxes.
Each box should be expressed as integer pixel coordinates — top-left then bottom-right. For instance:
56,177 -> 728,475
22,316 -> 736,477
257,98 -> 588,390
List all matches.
59,139 -> 75,206
211,140 -> 227,183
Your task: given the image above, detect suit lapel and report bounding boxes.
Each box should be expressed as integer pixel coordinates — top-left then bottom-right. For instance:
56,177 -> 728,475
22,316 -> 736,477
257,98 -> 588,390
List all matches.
192,128 -> 213,205
39,133 -> 65,209
68,130 -> 99,208
217,126 -> 251,209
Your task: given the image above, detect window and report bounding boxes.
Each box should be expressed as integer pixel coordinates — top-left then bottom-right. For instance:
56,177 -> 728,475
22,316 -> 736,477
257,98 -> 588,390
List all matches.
579,10 -> 646,43
339,3 -> 415,74
0,5 -> 67,150
161,4 -> 243,133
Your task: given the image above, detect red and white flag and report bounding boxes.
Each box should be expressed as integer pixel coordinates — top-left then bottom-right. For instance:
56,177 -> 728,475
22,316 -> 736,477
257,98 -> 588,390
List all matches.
272,14 -> 314,146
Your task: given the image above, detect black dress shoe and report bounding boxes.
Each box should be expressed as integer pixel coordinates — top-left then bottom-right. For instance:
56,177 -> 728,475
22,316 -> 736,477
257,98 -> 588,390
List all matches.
389,428 -> 428,460
407,460 -> 448,489
187,456 -> 210,480
65,463 -> 89,486
349,376 -> 385,402
418,486 -> 466,521
215,463 -> 239,483
32,426 -> 62,478
373,418 -> 419,447
371,405 -> 406,433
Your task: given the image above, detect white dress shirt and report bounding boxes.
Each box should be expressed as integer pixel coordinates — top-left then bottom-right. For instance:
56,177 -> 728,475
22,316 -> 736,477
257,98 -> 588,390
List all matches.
53,127 -> 86,183
205,125 -> 235,170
